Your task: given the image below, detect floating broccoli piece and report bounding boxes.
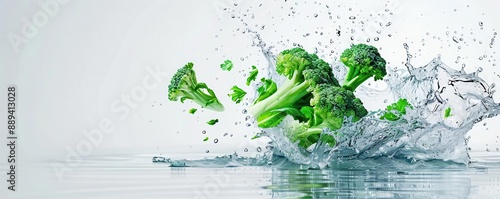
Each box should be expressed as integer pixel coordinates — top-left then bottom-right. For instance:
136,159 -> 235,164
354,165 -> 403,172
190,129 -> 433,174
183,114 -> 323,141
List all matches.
228,86 -> 247,104
203,137 -> 209,141
207,119 -> 219,125
341,44 -> 387,91
246,66 -> 259,86
220,60 -> 233,71
189,108 -> 197,114
380,98 -> 413,121
444,107 -> 452,118
168,62 -> 224,112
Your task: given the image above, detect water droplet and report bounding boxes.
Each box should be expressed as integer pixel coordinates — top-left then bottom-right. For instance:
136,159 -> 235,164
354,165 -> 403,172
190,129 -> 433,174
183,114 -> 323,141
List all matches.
246,123 -> 251,127
205,150 -> 210,153
374,37 -> 379,41
383,99 -> 388,103
366,38 -> 371,42
214,139 -> 218,143
386,22 -> 391,27
257,147 -> 262,152
245,116 -> 251,121
223,133 -> 228,136
202,130 -> 206,134
313,13 -> 318,18
349,16 -> 356,20
244,148 -> 248,152
479,21 -> 483,26
242,109 -> 248,114
486,148 -> 490,152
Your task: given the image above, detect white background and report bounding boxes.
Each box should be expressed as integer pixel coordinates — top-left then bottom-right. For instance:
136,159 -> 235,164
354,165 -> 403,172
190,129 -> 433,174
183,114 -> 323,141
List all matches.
0,0 -> 500,194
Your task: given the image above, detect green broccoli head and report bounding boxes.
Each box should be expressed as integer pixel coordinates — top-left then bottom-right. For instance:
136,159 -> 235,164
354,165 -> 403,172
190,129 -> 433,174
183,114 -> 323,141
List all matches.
340,44 -> 387,91
168,62 -> 197,101
310,84 -> 368,130
168,62 -> 224,112
303,59 -> 340,87
276,48 -> 314,79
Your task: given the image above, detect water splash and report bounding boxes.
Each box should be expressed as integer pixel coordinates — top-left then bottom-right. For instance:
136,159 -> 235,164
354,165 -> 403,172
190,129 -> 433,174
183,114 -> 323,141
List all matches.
255,41 -> 500,166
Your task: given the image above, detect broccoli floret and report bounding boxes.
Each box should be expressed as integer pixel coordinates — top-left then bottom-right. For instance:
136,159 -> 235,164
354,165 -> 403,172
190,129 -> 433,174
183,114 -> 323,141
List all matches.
287,84 -> 368,149
341,44 -> 387,91
248,48 -> 339,127
168,62 -> 224,112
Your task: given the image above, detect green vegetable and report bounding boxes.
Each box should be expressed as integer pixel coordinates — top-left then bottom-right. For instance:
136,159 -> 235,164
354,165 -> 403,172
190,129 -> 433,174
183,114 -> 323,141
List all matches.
189,108 -> 197,114
286,85 -> 367,149
340,44 -> 387,91
444,107 -> 452,118
207,119 -> 219,125
168,62 -> 225,112
228,86 -> 246,104
246,66 -> 259,86
203,137 -> 209,141
220,60 -> 233,71
248,44 -> 386,149
254,78 -> 277,104
380,98 -> 413,121
248,47 -> 340,127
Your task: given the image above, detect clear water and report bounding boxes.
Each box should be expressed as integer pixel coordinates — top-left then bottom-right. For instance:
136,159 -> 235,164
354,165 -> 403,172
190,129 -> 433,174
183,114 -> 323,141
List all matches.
11,152 -> 499,199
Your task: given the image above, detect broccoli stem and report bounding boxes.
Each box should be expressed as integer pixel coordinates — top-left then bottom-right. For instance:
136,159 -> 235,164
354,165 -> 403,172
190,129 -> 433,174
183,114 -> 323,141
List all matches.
189,89 -> 224,112
295,127 -> 323,139
343,73 -> 373,91
248,72 -> 309,117
344,66 -> 360,83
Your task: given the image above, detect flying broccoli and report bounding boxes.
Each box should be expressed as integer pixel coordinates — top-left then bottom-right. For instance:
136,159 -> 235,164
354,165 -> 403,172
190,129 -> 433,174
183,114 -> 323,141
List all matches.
247,47 -> 339,127
168,62 -> 225,112
248,44 -> 386,149
380,98 -> 413,121
286,85 -> 368,149
341,43 -> 387,91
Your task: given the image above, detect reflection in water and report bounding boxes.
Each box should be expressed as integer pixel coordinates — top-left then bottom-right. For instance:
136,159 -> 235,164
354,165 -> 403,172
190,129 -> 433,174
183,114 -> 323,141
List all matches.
265,167 -> 473,198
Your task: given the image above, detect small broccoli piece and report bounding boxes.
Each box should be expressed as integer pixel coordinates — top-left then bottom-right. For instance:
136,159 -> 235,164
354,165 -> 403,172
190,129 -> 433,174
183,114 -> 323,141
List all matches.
189,108 -> 197,114
207,119 -> 219,125
248,48 -> 339,127
246,66 -> 259,86
220,60 -> 233,71
228,86 -> 247,104
203,137 -> 209,141
341,44 -> 387,91
444,107 -> 452,118
380,98 -> 413,121
168,62 -> 224,112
